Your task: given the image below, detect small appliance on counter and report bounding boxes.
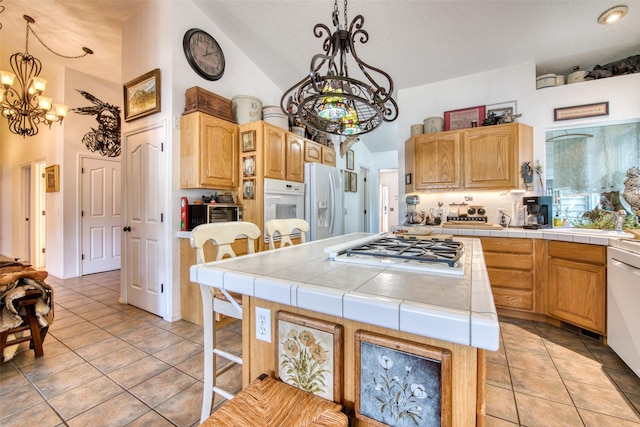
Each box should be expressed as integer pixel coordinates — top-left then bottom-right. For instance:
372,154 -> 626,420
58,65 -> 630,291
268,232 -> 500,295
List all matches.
447,203 -> 488,223
186,202 -> 243,231
523,196 -> 552,229
404,195 -> 426,225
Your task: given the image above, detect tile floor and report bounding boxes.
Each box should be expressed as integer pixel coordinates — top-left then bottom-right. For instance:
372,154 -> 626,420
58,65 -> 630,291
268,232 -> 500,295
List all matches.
1,270 -> 639,426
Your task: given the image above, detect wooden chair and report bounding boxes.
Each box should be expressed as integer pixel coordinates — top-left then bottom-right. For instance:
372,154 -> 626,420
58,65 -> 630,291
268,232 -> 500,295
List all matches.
264,218 -> 309,250
0,289 -> 50,363
190,221 -> 261,424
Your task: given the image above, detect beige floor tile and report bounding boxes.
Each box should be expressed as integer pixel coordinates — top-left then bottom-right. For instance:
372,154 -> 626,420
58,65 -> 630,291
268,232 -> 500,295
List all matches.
108,355 -> 171,389
133,330 -> 184,354
605,368 -> 640,395
155,381 -> 204,427
502,334 -> 548,355
510,367 -> 573,404
60,296 -> 96,309
535,324 -> 584,346
68,301 -> 108,315
50,314 -> 84,330
628,392 -> 640,414
487,343 -> 508,366
592,348 -> 636,372
486,384 -> 519,424
48,375 -> 124,419
543,339 -> 599,365
153,340 -> 203,366
514,392 -> 582,427
579,408 -> 640,427
565,379 -> 640,422
0,363 -> 29,394
500,319 -> 539,339
487,361 -> 512,390
554,357 -> 616,389
61,328 -> 114,350
0,383 -> 45,418
78,305 -> 122,321
66,392 -> 150,427
175,351 -> 205,381
20,350 -> 86,382
50,320 -> 100,340
74,335 -> 127,361
90,343 -> 148,373
0,400 -> 63,427
486,415 -> 519,426
10,339 -> 70,368
125,410 -> 175,427
90,311 -> 139,328
129,367 -> 197,408
33,361 -> 103,398
505,347 -> 559,377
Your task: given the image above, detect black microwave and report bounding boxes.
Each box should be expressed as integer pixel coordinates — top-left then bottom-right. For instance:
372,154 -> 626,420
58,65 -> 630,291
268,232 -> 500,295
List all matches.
187,204 -> 243,231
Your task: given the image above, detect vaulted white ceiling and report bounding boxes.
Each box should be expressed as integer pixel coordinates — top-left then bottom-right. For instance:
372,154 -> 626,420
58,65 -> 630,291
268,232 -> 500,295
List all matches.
2,0 -> 640,152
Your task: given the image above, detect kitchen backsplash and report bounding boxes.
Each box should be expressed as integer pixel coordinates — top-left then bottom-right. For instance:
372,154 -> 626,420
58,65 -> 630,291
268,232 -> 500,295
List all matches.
402,190 -> 533,227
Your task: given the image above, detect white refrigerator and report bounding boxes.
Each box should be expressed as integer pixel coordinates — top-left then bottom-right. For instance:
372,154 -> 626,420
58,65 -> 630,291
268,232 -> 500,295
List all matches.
304,163 -> 344,241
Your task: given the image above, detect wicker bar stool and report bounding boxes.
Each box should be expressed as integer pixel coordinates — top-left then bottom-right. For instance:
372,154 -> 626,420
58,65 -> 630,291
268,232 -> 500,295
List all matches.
200,374 -> 349,427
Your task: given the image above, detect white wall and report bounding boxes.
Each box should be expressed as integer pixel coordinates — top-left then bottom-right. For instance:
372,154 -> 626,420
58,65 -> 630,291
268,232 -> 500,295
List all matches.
397,62 -> 640,224
121,0 -> 283,321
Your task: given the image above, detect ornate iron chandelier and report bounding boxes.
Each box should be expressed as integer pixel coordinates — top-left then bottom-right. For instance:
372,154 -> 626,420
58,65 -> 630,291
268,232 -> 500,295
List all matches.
0,15 -> 93,137
280,0 -> 398,136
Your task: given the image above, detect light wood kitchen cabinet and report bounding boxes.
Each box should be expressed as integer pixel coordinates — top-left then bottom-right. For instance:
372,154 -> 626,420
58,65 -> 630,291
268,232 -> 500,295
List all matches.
180,112 -> 239,189
481,237 -> 536,311
304,139 -> 336,166
413,131 -> 462,190
263,123 -> 305,183
547,241 -> 606,334
408,123 -> 532,191
463,123 -> 532,190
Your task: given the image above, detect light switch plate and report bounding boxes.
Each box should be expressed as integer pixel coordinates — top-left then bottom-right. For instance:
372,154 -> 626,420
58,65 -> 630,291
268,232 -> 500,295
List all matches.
255,307 -> 271,343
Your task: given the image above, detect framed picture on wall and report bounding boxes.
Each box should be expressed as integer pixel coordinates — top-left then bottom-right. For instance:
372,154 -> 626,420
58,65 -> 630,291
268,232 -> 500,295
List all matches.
243,156 -> 255,177
242,130 -> 256,152
350,171 -> 357,192
45,164 -> 60,192
123,68 -> 161,122
346,150 -> 354,170
243,179 -> 255,200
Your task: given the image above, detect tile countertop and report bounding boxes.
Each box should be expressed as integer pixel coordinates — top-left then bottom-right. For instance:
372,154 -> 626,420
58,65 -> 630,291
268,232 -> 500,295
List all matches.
394,225 -> 640,255
190,232 -> 500,351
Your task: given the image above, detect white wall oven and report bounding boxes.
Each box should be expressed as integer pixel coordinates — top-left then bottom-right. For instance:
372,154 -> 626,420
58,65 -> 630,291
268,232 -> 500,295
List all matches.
263,178 -> 305,242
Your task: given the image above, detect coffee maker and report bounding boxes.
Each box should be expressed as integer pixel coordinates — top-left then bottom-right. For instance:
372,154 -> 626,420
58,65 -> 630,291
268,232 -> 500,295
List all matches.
522,196 -> 552,229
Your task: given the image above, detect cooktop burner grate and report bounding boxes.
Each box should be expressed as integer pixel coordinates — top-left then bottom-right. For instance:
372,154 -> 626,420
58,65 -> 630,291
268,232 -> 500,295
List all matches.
345,237 -> 463,267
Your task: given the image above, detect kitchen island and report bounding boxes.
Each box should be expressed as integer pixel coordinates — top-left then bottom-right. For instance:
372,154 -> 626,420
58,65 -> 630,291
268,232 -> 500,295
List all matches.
190,232 -> 498,426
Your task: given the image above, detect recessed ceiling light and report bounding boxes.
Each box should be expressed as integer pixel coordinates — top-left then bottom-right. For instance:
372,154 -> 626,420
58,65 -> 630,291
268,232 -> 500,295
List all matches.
598,5 -> 628,24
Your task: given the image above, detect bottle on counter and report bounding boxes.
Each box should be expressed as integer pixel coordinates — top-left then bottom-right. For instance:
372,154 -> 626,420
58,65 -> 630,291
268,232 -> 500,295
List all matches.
553,211 -> 562,227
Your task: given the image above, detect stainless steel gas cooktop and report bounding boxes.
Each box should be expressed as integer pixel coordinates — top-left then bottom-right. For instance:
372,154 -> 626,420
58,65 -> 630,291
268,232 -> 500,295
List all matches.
324,234 -> 466,275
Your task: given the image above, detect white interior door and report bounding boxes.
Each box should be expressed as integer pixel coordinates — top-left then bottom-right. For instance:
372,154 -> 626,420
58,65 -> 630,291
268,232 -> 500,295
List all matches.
381,185 -> 389,233
123,125 -> 166,317
20,165 -> 31,263
82,157 -> 122,274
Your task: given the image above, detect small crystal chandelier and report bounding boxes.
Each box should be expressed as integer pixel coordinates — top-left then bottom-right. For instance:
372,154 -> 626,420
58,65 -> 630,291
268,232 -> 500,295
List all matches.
0,15 -> 93,137
280,0 -> 398,136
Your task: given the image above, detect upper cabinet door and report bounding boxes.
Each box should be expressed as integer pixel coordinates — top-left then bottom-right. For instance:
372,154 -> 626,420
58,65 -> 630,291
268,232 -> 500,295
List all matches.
463,125 -> 516,189
180,112 -> 238,189
263,123 -> 287,180
286,134 -> 305,182
414,132 -> 462,190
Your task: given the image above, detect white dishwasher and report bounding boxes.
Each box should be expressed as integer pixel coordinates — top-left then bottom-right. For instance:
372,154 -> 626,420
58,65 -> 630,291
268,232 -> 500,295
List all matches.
607,246 -> 640,377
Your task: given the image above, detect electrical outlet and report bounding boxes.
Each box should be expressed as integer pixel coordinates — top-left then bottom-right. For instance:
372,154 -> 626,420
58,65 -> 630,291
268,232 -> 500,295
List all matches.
255,307 -> 271,343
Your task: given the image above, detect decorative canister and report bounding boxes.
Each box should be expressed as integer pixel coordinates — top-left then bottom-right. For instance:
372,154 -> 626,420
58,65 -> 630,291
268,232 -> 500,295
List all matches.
555,75 -> 566,86
232,95 -> 263,124
536,73 -> 556,89
262,105 -> 288,129
567,67 -> 588,84
423,117 -> 443,133
410,124 -> 424,136
291,126 -> 306,137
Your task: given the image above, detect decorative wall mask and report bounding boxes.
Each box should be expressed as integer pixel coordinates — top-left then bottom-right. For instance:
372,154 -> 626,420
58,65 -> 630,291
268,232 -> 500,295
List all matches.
70,90 -> 121,157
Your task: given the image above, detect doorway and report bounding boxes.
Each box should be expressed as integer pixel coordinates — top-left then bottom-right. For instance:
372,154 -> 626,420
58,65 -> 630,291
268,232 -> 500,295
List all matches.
359,167 -> 370,232
379,169 -> 399,233
34,161 -> 46,268
81,156 -> 122,275
19,165 -> 31,263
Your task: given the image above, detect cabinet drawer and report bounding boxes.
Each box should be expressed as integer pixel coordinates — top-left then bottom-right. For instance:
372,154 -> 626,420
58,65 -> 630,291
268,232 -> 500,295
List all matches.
492,289 -> 533,311
548,241 -> 606,265
484,253 -> 533,270
487,268 -> 533,290
481,237 -> 532,254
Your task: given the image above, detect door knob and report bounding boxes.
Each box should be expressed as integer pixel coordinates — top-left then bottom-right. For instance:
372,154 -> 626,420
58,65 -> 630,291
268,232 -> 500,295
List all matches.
123,226 -> 131,232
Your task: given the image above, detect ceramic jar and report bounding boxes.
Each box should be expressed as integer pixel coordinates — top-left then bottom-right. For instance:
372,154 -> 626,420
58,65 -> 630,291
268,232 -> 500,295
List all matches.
424,117 -> 444,133
536,73 -> 556,89
262,105 -> 288,129
232,95 -> 263,124
410,124 -> 424,136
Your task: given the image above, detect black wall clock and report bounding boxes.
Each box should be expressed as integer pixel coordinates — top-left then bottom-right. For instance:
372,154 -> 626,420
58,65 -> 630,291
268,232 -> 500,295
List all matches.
183,28 -> 225,81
